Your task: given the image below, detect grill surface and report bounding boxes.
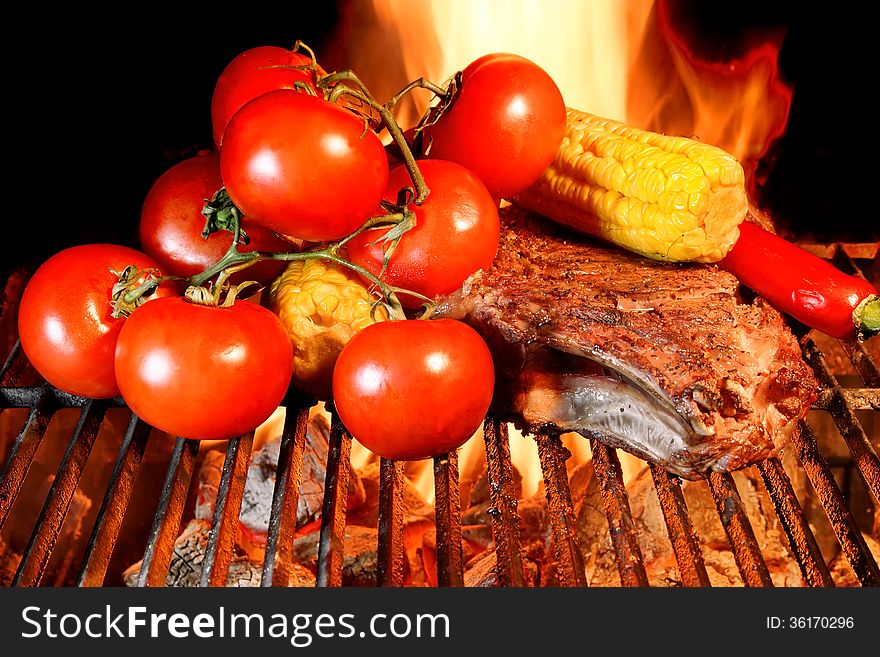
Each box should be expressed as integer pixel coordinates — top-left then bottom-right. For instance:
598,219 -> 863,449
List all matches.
0,245 -> 878,588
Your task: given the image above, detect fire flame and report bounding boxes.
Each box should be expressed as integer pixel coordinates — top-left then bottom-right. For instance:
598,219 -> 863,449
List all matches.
330,0 -> 794,495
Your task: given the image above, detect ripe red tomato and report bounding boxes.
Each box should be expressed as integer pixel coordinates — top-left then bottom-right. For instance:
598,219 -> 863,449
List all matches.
332,319 -> 495,460
424,53 -> 566,200
211,45 -> 319,147
346,159 -> 500,307
114,297 -> 293,440
139,152 -> 290,285
221,90 -> 389,241
18,245 -> 171,398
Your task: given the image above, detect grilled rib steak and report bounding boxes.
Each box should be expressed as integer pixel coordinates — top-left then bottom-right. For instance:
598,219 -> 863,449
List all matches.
436,206 -> 817,479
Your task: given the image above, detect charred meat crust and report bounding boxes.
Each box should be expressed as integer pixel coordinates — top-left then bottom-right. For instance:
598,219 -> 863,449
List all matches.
436,206 -> 818,479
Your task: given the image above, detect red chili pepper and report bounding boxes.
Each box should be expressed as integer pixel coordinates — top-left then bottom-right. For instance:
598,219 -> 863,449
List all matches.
719,221 -> 878,339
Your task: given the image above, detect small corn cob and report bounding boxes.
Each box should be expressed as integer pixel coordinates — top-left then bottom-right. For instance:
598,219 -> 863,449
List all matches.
514,108 -> 748,263
268,258 -> 387,401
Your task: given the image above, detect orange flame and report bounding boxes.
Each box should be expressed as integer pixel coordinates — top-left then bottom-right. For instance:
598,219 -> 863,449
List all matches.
628,0 -> 793,196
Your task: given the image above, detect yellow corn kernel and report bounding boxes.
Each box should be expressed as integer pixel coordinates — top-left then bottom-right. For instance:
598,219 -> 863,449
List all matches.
515,108 -> 748,263
268,258 -> 387,401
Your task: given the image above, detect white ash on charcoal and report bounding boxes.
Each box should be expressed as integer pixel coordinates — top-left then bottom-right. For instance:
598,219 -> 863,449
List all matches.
196,414 -> 366,563
124,412 -> 370,587
292,525 -> 379,586
123,519 -> 316,587
345,459 -> 435,586
237,413 -> 366,560
570,462 -> 804,586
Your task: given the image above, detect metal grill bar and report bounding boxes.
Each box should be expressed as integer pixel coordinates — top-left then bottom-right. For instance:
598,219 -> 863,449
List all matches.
200,433 -> 253,587
433,451 -> 464,587
648,464 -> 711,587
707,472 -> 774,587
590,440 -> 649,587
262,404 -> 309,587
814,388 -> 880,411
482,418 -> 525,587
0,388 -> 54,530
756,458 -> 834,587
802,338 -> 880,504
0,341 -> 29,386
13,399 -> 107,586
136,438 -> 199,587
535,433 -> 587,586
790,420 -> 880,586
77,414 -> 151,586
316,411 -> 351,587
840,339 -> 880,387
377,458 -> 406,586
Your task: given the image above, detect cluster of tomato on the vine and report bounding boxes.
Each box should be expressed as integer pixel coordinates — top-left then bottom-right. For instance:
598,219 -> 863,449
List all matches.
17,43 -> 566,460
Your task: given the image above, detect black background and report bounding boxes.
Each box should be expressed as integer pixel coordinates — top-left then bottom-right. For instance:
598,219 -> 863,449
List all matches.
2,2 -> 876,281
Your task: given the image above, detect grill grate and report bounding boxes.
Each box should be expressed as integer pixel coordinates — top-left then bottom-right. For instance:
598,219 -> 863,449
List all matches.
1,245 -> 878,588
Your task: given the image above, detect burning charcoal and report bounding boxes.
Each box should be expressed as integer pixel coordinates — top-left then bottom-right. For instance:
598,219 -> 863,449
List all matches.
0,474 -> 94,586
0,535 -> 20,587
194,414 -> 366,562
464,550 -> 498,587
462,524 -> 493,550
829,533 -> 880,586
461,462 -> 524,526
123,519 -> 317,587
292,525 -> 378,586
403,517 -> 435,586
468,465 -> 523,507
573,462 -> 805,587
420,526 -> 489,587
195,450 -> 224,521
345,460 -> 434,528
463,549 -> 540,587
298,413 -> 366,524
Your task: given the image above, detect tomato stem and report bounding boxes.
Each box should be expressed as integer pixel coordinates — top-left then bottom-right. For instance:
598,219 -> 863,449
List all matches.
109,265 -> 169,318
384,78 -> 450,114
325,82 -> 430,206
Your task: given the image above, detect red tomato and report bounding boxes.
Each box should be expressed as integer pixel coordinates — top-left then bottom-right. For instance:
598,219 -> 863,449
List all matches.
346,160 -> 499,307
18,245 -> 171,398
139,152 -> 290,285
425,53 -> 566,200
221,90 -> 389,241
211,45 -> 319,147
332,319 -> 495,460
114,297 -> 293,440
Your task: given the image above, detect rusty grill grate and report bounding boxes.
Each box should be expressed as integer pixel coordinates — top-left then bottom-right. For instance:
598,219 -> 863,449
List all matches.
0,244 -> 878,588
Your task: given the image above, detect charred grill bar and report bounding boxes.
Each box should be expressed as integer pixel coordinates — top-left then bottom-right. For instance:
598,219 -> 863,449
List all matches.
261,403 -> 309,587
0,247 -> 879,588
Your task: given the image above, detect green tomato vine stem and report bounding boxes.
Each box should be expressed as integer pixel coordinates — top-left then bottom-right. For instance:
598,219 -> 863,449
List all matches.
114,44 -> 448,323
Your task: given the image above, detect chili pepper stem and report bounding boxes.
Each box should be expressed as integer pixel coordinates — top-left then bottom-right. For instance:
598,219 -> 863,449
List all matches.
854,294 -> 880,337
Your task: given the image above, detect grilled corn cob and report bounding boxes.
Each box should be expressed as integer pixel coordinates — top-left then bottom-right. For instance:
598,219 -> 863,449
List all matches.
269,258 -> 387,400
514,108 -> 748,263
